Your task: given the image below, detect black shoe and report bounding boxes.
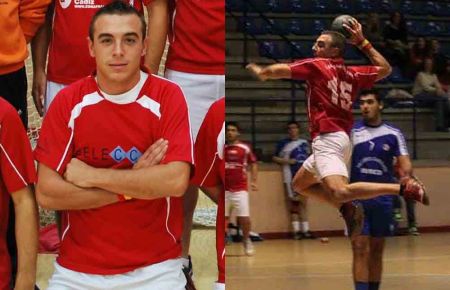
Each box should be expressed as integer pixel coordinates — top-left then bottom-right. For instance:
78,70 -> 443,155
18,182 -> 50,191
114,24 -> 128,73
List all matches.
293,232 -> 303,240
340,202 -> 364,239
301,231 -> 317,239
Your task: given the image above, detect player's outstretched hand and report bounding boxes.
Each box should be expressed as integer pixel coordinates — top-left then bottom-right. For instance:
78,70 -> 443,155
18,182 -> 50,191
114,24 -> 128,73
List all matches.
64,158 -> 93,188
343,18 -> 365,46
246,63 -> 268,81
133,138 -> 168,169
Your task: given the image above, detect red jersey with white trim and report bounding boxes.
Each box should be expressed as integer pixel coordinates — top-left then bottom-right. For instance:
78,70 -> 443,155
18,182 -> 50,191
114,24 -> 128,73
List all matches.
191,97 -> 225,283
47,0 -> 151,85
34,70 -> 193,274
225,142 -> 256,192
289,58 -> 378,139
166,0 -> 225,74
0,97 -> 36,290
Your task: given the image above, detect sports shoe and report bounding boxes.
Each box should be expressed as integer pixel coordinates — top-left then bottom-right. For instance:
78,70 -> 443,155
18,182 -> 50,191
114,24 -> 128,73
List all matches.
243,239 -> 255,256
293,232 -> 303,240
408,226 -> 420,236
340,202 -> 364,239
301,231 -> 317,239
393,208 -> 403,221
400,176 -> 429,205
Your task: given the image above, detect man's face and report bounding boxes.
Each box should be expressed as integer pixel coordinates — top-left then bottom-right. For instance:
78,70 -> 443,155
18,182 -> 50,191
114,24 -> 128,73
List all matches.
226,125 -> 239,142
287,124 -> 300,139
88,14 -> 146,87
359,94 -> 382,122
312,34 -> 338,58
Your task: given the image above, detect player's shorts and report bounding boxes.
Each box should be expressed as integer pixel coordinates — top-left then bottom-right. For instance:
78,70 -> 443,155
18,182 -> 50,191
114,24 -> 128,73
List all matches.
45,81 -> 67,112
165,69 -> 225,140
303,131 -> 351,179
225,190 -> 250,217
361,199 -> 394,237
46,258 -> 186,290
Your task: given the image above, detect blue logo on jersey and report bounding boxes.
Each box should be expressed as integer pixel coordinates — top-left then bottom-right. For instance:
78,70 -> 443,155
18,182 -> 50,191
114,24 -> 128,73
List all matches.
110,146 -> 142,164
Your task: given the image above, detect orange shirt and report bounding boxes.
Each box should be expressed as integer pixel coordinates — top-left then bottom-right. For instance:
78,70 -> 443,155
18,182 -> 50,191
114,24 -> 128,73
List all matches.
0,0 -> 50,75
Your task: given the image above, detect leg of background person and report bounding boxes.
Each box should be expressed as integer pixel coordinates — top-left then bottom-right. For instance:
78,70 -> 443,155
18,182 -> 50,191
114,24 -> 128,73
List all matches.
297,194 -> 310,235
406,199 -> 418,234
284,183 -> 300,238
368,238 -> 386,290
181,185 -> 199,265
352,235 -> 370,290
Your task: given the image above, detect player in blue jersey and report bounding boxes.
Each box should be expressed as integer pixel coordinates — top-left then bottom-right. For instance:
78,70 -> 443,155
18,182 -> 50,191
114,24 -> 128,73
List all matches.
350,89 -> 414,290
273,121 -> 315,239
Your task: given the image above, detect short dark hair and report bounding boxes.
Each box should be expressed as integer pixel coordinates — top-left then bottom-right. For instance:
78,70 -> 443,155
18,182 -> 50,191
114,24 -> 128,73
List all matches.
89,1 -> 146,41
360,89 -> 383,103
321,30 -> 346,57
287,121 -> 300,128
226,121 -> 240,132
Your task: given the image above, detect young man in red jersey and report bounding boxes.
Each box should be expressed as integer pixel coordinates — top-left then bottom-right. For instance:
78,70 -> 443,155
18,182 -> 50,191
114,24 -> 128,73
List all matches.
191,97 -> 225,290
0,97 -> 39,290
35,3 -> 193,289
225,122 -> 258,256
31,0 -> 168,115
247,18 -> 428,238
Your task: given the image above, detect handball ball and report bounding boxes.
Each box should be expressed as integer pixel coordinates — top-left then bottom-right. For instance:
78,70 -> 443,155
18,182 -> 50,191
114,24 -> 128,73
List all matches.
330,15 -> 356,38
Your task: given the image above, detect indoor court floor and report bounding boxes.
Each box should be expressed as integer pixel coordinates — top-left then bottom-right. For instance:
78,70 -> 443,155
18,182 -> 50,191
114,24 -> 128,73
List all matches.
227,232 -> 450,290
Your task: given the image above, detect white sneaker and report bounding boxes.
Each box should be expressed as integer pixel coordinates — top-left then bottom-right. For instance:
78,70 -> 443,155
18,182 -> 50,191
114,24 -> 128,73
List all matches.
244,239 -> 255,256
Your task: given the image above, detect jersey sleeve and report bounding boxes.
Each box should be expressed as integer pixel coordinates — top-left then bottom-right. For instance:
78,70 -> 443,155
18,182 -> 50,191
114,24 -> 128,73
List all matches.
288,58 -> 319,81
0,105 -> 36,193
34,91 -> 74,175
394,130 -> 409,156
349,66 -> 379,89
274,140 -> 284,156
191,98 -> 225,188
159,84 -> 194,166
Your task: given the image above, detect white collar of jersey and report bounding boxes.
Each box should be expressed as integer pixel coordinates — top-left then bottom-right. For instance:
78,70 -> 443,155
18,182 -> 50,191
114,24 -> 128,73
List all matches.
99,71 -> 148,104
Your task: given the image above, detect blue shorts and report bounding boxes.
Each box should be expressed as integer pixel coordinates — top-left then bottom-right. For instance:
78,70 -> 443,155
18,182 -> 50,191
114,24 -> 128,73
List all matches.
360,200 -> 394,238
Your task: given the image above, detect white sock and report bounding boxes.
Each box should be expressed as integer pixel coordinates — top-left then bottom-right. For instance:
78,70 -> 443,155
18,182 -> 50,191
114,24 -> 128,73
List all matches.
292,221 -> 300,232
301,221 -> 309,233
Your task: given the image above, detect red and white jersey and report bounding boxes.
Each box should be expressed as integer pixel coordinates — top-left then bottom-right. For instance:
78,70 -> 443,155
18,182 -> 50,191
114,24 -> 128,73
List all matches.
47,0 -> 151,85
225,142 -> 256,192
166,0 -> 224,75
34,69 -> 194,275
0,97 -> 36,290
190,97 -> 225,283
289,58 -> 378,139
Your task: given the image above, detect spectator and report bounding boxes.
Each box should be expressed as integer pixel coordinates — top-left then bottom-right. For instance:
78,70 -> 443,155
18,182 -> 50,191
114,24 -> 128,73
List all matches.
426,39 -> 447,76
364,13 -> 383,44
408,37 -> 428,79
273,121 -> 315,240
413,58 -> 447,131
383,12 -> 409,69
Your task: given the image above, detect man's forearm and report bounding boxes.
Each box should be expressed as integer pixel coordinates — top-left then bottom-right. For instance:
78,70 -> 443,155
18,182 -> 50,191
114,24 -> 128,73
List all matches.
145,0 -> 168,73
13,186 -> 38,289
86,162 -> 190,200
37,164 -> 118,210
31,10 -> 52,74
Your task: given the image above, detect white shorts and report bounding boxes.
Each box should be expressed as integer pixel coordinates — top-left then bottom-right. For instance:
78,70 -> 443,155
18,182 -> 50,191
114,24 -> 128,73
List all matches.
45,81 -> 67,113
165,69 -> 225,140
47,259 -> 186,290
302,131 -> 351,180
225,190 -> 250,217
214,282 -> 225,290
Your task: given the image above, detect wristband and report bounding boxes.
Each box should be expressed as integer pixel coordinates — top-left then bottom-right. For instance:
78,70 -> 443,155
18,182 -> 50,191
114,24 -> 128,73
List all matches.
358,39 -> 372,52
117,194 -> 132,202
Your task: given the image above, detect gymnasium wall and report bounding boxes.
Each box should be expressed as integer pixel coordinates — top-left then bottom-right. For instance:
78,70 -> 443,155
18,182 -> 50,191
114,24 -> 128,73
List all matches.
250,163 -> 450,236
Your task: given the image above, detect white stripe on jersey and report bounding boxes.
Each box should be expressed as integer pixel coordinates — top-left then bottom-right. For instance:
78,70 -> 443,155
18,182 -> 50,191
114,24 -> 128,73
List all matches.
56,130 -> 74,172
136,96 -> 161,119
0,143 -> 28,187
68,92 -> 103,129
200,153 -> 219,187
352,124 -> 408,155
61,212 -> 70,241
165,197 -> 177,243
217,122 -> 225,160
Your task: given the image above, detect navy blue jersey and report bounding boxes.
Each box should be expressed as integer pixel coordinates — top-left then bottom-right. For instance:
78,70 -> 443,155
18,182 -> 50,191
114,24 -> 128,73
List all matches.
350,121 -> 408,204
275,138 -> 310,183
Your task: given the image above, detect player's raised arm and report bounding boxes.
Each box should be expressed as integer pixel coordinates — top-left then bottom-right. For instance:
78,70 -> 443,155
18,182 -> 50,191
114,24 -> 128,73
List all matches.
246,63 -> 292,81
344,19 -> 392,81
